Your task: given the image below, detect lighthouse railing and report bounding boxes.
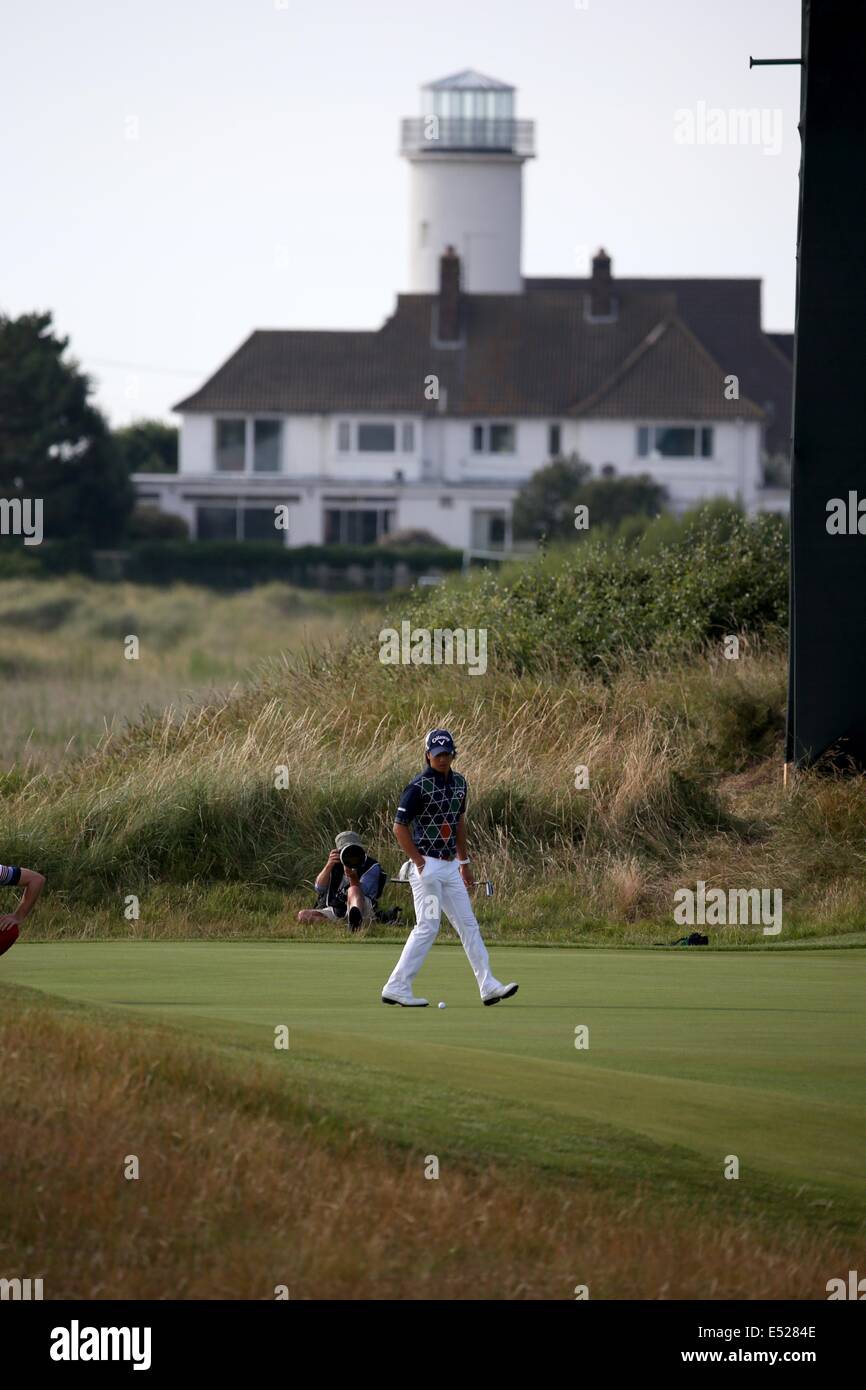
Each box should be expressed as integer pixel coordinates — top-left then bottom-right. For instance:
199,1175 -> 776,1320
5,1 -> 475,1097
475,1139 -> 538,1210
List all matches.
400,117 -> 535,156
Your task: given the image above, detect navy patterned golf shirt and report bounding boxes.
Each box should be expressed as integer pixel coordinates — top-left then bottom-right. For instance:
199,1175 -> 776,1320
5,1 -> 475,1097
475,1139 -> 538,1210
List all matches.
395,767 -> 467,858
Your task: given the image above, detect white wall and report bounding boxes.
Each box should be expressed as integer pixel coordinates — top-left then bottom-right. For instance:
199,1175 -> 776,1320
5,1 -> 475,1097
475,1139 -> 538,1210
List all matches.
178,413 -> 213,475
407,155 -> 524,294
425,416 -> 546,485
570,419 -> 761,511
397,488 -> 513,549
319,415 -> 423,482
173,410 -> 765,542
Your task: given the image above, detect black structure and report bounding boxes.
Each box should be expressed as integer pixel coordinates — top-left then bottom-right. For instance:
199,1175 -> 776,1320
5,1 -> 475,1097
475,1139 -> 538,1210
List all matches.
786,0 -> 866,766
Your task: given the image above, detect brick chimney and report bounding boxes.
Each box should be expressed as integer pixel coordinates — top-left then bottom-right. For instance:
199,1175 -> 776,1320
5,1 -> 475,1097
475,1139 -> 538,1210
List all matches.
590,247 -> 613,318
438,245 -> 461,342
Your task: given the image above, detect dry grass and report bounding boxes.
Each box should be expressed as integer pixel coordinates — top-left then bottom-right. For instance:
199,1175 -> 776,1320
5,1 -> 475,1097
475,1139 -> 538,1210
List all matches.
0,576 -> 370,769
0,993 -> 854,1300
2,575 -> 866,944
5,629 -> 866,943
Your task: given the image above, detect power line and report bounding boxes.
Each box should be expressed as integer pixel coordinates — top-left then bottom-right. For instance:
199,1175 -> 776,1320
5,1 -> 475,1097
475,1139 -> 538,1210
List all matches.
85,357 -> 205,377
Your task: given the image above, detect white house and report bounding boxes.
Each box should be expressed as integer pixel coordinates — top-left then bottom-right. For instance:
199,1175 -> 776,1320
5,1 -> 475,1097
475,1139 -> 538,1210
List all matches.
135,70 -> 793,550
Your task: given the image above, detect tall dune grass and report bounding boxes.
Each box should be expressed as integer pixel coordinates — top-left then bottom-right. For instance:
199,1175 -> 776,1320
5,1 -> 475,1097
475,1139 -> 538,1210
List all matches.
2,528 -> 865,945
3,626 -> 864,944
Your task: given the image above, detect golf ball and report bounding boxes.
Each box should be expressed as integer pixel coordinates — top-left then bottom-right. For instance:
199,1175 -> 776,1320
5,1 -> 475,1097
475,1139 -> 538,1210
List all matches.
438,1001 -> 446,1009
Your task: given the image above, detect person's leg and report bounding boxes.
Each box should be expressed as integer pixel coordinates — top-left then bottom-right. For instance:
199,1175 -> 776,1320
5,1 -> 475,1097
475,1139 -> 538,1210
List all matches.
297,907 -> 337,924
439,862 -> 501,997
346,886 -> 374,931
382,859 -> 443,994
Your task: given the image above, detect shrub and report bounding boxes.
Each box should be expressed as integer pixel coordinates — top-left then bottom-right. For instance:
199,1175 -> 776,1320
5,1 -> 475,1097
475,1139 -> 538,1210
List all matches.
389,510 -> 788,674
127,506 -> 189,541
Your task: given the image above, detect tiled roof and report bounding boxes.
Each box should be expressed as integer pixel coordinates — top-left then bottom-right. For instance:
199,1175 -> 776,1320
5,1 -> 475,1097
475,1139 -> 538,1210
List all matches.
174,278 -> 788,445
570,315 -> 764,421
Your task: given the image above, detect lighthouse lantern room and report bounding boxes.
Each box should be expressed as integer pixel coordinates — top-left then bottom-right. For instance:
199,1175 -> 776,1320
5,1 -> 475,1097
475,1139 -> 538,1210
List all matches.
400,69 -> 535,295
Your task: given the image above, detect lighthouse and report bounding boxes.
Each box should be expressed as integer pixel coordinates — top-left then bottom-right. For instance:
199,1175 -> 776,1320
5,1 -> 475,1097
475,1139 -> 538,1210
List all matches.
400,69 -> 535,295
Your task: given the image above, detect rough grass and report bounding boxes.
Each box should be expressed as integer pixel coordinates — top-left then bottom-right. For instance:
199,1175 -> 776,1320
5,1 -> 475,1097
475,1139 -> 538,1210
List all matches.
0,576 -> 377,768
0,985 -> 855,1300
3,630 -> 865,945
1,560 -> 865,946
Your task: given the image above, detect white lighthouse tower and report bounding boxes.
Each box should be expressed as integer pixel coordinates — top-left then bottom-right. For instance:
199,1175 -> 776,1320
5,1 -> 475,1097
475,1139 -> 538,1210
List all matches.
400,69 -> 535,295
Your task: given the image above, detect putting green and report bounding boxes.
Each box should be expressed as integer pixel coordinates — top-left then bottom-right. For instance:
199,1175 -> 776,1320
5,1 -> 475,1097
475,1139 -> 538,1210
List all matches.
4,941 -> 865,1208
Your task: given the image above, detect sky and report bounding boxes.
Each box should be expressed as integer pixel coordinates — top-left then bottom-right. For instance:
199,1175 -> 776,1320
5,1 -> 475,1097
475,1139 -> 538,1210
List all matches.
2,0 -> 802,427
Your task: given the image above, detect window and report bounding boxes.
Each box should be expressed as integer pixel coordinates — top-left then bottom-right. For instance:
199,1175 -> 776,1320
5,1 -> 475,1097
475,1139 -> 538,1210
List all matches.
337,421 -> 351,452
402,422 -> 415,452
195,501 -> 287,542
472,422 -> 516,454
637,426 -> 714,459
548,423 -> 562,457
324,507 -> 394,544
197,505 -> 238,539
358,423 -> 396,452
243,507 -> 283,542
215,420 -> 245,472
654,427 -> 695,457
253,419 -> 281,473
215,419 -> 283,473
470,508 -> 508,550
489,423 -> 515,453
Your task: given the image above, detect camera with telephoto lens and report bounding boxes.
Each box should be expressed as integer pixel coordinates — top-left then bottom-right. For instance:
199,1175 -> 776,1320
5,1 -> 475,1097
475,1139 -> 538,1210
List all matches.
339,843 -> 366,872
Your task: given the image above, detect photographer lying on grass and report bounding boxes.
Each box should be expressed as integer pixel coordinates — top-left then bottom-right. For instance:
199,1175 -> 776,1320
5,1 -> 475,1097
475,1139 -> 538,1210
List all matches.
297,831 -> 387,933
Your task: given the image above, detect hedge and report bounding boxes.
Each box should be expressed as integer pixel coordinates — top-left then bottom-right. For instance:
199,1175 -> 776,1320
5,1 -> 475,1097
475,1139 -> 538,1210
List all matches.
7,540 -> 464,589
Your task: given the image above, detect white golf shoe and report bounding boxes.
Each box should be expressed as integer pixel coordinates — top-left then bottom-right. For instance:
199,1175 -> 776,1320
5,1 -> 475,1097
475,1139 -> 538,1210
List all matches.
482,982 -> 519,1006
381,988 -> 429,1007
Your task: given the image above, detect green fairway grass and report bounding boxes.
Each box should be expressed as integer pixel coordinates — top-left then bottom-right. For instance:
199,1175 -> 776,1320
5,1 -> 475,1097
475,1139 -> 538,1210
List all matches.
5,941 -> 865,1235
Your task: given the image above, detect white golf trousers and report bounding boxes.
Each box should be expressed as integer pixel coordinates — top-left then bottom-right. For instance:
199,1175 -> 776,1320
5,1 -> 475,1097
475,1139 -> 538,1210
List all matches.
384,855 -> 501,997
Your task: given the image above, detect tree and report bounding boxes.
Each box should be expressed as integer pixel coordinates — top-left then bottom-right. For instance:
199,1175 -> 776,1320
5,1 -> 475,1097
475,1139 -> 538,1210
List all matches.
513,456 -> 668,542
512,454 -> 591,540
572,474 -> 668,530
113,419 -> 178,474
0,311 -> 134,544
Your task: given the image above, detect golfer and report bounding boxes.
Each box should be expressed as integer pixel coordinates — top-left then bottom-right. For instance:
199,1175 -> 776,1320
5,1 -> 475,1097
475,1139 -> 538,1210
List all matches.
0,862 -> 46,957
298,831 -> 385,932
381,729 -> 518,1007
